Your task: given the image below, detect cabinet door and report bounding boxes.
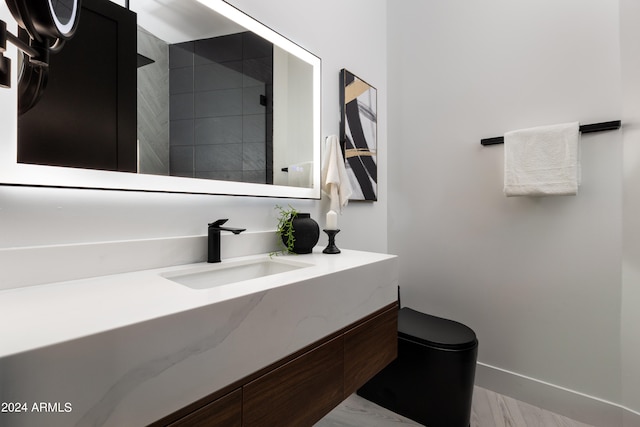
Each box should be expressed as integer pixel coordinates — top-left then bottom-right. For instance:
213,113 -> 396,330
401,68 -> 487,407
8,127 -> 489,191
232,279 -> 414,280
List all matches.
17,0 -> 137,172
168,388 -> 241,427
243,336 -> 344,426
344,305 -> 398,397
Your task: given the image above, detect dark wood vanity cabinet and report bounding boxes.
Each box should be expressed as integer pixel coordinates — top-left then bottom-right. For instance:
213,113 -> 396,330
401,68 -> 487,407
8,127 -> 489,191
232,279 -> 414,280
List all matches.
155,303 -> 398,427
344,303 -> 398,397
168,389 -> 242,427
243,336 -> 344,426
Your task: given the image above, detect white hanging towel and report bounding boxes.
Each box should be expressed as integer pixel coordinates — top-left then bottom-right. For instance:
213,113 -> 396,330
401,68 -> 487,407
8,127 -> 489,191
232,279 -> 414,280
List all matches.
504,122 -> 580,196
322,135 -> 353,212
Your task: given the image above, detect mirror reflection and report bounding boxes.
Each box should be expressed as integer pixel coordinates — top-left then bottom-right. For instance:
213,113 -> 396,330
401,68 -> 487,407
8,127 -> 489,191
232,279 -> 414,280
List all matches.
16,0 -> 316,189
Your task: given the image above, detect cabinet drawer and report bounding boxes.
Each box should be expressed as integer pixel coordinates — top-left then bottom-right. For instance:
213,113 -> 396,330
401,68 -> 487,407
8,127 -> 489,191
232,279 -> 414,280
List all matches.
344,305 -> 398,397
243,336 -> 344,426
168,388 -> 241,427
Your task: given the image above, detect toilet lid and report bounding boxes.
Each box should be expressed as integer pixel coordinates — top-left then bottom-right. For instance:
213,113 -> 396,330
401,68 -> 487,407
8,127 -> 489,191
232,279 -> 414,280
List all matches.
398,307 -> 477,350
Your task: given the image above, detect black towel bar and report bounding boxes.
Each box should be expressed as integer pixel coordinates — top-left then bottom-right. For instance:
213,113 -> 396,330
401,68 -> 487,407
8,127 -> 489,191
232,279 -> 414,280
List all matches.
480,120 -> 621,146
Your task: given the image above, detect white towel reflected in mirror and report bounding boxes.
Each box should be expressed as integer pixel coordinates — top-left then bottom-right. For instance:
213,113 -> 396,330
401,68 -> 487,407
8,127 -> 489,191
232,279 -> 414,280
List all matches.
287,161 -> 313,188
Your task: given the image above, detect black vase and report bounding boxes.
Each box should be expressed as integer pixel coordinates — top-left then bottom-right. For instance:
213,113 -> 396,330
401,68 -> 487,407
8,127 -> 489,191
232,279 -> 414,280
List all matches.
283,213 -> 320,254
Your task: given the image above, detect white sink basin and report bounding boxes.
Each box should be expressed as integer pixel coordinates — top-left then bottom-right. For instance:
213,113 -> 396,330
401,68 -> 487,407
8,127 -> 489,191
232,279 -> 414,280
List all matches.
162,258 -> 313,290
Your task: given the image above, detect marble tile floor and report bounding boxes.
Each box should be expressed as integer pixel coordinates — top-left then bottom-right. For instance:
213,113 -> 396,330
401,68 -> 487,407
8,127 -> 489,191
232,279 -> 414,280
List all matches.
316,386 -> 595,427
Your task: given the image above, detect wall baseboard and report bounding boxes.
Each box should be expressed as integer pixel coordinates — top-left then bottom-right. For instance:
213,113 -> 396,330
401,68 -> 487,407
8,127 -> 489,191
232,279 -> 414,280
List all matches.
476,362 -> 640,427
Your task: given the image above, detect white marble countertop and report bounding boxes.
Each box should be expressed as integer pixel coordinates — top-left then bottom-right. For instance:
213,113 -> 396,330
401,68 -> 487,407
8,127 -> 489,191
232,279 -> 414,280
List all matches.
0,248 -> 398,427
0,248 -> 395,358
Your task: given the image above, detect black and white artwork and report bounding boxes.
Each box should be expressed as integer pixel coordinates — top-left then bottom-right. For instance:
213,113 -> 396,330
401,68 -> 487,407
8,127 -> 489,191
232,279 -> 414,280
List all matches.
340,69 -> 377,201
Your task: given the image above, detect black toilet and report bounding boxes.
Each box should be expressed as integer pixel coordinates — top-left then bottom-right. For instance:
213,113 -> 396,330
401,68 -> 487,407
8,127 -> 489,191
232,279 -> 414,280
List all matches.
357,307 -> 478,427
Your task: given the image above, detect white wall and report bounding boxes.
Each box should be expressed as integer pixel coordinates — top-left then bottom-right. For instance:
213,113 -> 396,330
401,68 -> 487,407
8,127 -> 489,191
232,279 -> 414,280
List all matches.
273,46 -> 314,187
388,1 -> 632,426
0,0 -> 388,287
620,0 -> 640,425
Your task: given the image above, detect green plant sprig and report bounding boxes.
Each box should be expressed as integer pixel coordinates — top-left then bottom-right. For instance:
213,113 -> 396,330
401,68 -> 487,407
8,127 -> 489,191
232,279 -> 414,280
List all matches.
273,204 -> 298,255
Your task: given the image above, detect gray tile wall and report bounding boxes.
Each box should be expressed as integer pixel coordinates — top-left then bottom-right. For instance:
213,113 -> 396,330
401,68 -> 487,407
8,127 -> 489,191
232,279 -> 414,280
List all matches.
169,32 -> 273,182
137,27 -> 170,175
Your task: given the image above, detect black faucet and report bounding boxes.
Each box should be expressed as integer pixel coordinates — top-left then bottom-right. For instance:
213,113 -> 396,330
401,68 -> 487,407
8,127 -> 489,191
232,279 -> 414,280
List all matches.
208,219 -> 246,263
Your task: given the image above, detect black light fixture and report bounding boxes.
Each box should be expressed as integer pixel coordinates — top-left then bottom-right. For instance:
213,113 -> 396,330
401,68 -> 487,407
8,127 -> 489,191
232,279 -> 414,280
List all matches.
0,0 -> 81,112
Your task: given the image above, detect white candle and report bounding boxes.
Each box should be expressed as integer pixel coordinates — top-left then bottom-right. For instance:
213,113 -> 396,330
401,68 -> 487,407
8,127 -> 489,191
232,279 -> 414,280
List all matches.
326,210 -> 338,230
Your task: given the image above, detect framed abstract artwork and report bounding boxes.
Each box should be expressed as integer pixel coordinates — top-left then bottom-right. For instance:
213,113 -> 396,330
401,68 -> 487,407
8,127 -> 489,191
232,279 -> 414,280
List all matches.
340,69 -> 377,201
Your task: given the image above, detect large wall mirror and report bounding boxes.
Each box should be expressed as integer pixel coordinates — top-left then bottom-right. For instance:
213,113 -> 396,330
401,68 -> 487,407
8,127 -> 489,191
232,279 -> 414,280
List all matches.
0,0 -> 321,198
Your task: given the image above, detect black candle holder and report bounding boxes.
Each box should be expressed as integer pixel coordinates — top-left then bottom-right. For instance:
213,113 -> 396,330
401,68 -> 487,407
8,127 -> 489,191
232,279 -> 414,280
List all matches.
322,229 -> 341,254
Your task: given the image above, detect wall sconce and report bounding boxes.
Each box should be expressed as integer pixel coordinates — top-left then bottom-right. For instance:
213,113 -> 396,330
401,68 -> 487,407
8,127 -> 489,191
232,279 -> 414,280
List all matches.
0,0 -> 81,113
